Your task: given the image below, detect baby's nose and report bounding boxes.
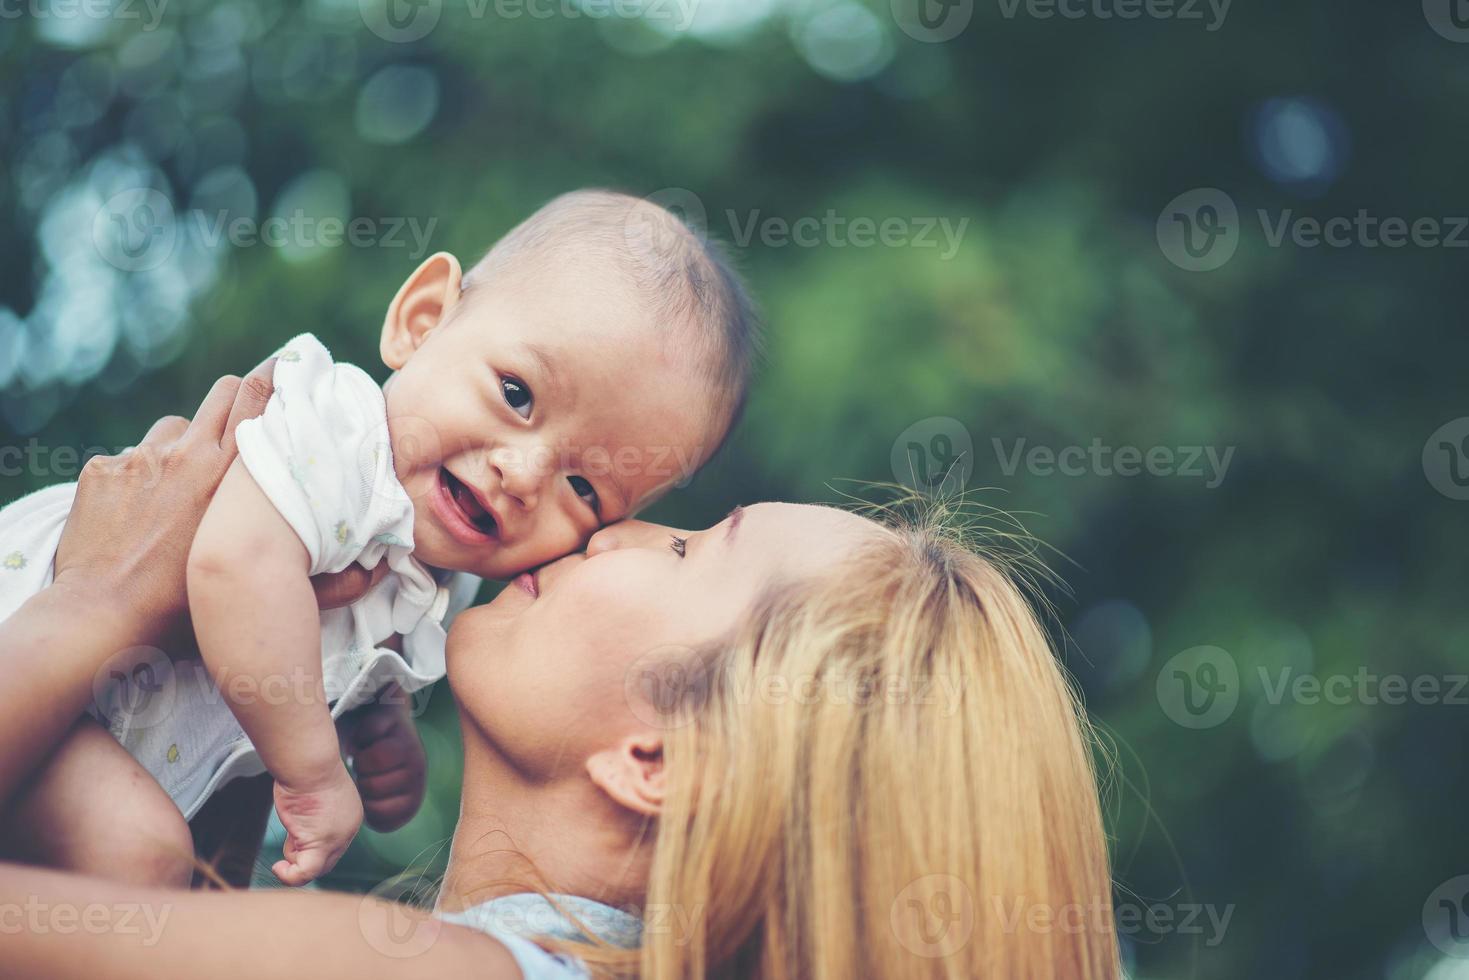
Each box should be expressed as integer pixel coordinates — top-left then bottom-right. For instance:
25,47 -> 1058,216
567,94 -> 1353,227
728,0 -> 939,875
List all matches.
587,519 -> 679,556
490,445 -> 542,508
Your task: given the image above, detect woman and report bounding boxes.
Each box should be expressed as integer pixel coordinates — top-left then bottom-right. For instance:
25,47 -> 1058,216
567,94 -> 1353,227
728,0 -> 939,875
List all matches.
0,369 -> 1119,979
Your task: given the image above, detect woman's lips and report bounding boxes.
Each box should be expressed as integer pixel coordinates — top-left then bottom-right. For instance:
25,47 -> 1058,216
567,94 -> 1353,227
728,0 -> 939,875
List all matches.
513,571 -> 538,598
430,468 -> 499,547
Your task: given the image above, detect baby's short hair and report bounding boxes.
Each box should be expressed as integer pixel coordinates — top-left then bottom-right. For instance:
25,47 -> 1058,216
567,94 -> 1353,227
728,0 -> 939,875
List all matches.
461,189 -> 762,446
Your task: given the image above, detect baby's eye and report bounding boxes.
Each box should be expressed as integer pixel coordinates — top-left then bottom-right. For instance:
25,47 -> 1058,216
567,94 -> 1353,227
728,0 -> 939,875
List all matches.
501,376 -> 533,420
568,475 -> 599,513
669,535 -> 687,558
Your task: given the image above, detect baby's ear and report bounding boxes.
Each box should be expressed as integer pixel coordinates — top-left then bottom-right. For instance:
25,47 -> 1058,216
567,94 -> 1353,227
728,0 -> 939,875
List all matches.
381,252 -> 464,369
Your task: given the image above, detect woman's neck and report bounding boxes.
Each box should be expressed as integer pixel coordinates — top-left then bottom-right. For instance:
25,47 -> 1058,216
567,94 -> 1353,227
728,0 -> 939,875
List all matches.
436,735 -> 651,914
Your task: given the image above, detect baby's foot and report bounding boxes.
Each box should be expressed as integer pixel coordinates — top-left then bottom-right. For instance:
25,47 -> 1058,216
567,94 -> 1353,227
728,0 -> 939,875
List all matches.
270,763 -> 364,886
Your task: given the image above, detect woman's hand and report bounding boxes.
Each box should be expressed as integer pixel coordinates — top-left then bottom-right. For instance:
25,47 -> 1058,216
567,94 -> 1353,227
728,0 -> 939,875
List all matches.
52,361 -> 276,646
0,361 -> 275,803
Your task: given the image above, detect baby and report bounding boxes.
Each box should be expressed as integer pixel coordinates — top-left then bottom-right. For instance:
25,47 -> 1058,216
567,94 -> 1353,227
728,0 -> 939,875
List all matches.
0,189 -> 759,886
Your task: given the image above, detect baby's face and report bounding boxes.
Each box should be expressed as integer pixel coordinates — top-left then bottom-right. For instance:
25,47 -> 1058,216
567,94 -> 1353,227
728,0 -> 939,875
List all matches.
382,262 -> 718,580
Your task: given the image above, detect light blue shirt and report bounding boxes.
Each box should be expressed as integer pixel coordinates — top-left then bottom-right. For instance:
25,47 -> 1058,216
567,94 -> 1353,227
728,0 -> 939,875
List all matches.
436,893 -> 643,979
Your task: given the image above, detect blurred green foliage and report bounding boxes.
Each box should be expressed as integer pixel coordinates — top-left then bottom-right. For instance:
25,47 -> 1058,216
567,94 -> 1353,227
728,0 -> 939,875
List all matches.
3,1 -> 1468,978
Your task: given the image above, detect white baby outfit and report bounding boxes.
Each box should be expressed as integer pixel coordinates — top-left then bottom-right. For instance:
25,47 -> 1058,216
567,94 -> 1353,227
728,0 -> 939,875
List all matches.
0,333 -> 478,820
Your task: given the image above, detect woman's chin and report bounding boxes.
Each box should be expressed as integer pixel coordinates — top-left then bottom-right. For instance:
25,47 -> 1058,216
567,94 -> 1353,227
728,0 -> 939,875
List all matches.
445,602 -> 512,673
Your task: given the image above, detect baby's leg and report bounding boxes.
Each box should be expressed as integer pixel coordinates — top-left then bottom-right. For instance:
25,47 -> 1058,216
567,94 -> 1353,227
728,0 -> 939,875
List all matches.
1,717 -> 194,887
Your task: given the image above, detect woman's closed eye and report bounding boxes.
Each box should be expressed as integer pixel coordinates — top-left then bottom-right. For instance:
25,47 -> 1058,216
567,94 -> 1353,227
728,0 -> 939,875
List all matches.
501,376 -> 533,419
568,475 -> 599,514
669,535 -> 687,558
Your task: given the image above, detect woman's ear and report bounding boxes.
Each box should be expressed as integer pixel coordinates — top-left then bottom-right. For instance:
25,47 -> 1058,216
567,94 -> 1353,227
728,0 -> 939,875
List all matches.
586,733 -> 665,818
381,252 -> 465,370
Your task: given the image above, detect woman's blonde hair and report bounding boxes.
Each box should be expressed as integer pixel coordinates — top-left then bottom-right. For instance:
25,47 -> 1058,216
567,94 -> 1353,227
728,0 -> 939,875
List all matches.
561,496 -> 1119,979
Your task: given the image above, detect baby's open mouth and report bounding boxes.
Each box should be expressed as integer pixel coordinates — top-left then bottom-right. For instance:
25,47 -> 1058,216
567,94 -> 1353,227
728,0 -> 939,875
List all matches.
440,468 -> 498,537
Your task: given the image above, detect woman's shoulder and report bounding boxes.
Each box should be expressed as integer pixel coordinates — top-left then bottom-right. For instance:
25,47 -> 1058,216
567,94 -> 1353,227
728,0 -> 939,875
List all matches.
437,893 -> 643,980
443,925 -> 593,980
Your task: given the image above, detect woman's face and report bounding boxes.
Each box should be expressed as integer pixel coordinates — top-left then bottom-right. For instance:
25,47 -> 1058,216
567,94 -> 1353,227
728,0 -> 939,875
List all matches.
446,502 -> 879,777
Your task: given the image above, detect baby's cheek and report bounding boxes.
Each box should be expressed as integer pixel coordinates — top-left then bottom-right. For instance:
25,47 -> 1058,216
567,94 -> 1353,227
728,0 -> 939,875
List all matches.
498,522 -> 595,577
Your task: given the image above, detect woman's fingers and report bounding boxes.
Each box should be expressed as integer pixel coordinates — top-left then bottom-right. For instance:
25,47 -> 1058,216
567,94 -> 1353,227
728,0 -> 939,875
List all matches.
181,374 -> 243,452
311,563 -> 389,610
220,357 -> 276,454
138,414 -> 190,448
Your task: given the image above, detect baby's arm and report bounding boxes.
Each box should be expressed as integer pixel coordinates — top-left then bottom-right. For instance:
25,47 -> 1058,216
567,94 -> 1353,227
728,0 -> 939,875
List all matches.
187,458 -> 362,885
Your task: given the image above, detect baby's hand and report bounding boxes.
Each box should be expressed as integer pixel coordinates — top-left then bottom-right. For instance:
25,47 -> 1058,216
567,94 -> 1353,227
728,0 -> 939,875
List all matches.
270,764 -> 363,886
337,690 -> 427,833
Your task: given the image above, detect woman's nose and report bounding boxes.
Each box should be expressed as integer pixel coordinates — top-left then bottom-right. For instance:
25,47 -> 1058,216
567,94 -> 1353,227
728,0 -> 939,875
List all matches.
586,519 -> 680,556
